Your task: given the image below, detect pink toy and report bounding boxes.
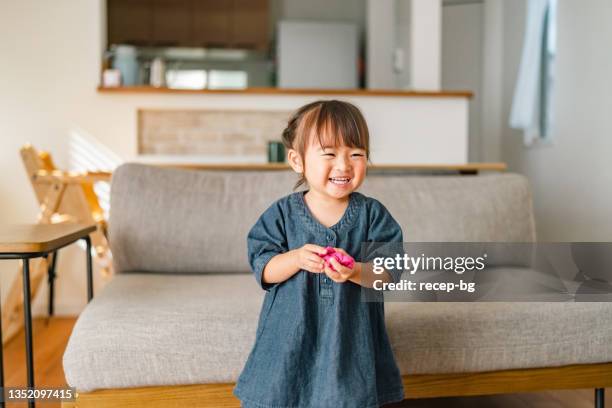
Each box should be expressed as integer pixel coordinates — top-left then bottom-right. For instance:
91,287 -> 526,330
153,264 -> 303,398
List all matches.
318,246 -> 355,271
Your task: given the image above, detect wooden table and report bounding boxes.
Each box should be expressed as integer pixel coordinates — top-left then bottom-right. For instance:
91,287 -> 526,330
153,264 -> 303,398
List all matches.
0,223 -> 96,408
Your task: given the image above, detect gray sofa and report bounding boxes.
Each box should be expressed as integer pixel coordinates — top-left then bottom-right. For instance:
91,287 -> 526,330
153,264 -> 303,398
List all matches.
62,163 -> 612,406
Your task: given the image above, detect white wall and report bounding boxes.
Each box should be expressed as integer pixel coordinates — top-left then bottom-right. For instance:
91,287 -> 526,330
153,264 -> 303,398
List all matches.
480,0 -> 503,163
409,0 -> 441,90
0,0 -> 468,316
500,0 -> 612,240
442,0 -> 504,164
368,0 -> 441,90
442,2 -> 484,161
366,0 -> 395,88
0,0 -> 108,316
394,0 -> 411,89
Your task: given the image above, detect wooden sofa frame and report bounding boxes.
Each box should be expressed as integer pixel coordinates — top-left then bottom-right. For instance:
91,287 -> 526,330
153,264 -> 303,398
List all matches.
62,362 -> 611,407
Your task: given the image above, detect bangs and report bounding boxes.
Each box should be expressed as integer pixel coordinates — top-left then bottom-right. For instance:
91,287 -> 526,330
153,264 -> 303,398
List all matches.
299,101 -> 369,153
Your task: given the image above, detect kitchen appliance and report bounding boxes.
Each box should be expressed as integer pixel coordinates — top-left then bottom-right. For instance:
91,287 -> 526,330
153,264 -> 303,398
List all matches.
277,21 -> 358,89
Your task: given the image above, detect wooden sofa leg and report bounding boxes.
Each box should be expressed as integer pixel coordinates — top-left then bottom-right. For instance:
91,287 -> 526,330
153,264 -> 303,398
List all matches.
595,388 -> 605,408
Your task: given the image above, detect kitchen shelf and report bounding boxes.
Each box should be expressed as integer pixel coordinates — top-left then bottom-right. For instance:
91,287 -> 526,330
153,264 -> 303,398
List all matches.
149,162 -> 506,174
97,85 -> 473,98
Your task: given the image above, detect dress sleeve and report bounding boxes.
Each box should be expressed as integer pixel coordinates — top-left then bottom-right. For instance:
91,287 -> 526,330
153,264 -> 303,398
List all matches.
364,199 -> 405,284
247,201 -> 288,291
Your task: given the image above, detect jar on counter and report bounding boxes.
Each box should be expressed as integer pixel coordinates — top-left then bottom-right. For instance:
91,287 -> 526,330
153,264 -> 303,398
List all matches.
267,141 -> 286,163
150,57 -> 166,88
111,44 -> 139,86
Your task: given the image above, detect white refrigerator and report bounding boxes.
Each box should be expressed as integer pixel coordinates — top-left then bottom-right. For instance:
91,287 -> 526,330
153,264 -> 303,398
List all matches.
277,20 -> 358,89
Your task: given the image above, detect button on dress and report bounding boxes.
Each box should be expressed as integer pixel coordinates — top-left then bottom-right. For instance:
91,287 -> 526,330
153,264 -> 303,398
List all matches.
233,190 -> 405,408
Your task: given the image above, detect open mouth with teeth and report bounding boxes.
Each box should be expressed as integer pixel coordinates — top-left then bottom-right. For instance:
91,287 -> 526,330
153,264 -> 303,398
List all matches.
329,177 -> 351,185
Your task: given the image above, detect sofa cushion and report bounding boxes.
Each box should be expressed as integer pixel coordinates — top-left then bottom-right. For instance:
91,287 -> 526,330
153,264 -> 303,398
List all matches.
109,164 -> 300,274
109,163 -> 535,274
360,173 -> 536,242
387,299 -> 612,375
63,271 -> 612,392
63,273 -> 263,392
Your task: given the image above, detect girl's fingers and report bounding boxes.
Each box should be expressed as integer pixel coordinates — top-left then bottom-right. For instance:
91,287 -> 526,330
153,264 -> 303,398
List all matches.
305,244 -> 327,255
307,256 -> 325,269
307,255 -> 324,264
333,247 -> 348,256
306,259 -> 325,272
330,258 -> 353,281
324,264 -> 341,281
329,257 -> 347,274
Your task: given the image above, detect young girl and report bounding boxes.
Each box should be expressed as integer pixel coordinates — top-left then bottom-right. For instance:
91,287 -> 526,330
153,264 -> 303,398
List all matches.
233,100 -> 405,408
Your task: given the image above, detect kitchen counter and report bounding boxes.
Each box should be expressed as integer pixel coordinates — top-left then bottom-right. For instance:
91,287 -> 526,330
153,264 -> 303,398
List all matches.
97,86 -> 473,99
97,86 -> 473,165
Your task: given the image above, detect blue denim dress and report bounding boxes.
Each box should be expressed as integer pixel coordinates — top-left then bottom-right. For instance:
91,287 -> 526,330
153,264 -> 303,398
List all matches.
233,190 -> 405,408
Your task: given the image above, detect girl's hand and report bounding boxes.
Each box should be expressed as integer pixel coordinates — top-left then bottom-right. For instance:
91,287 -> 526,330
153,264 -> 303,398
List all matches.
293,244 -> 327,273
324,247 -> 357,283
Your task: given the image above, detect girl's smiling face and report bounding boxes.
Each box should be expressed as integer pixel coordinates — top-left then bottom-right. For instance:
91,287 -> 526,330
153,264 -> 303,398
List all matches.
295,127 -> 367,201
283,100 -> 370,197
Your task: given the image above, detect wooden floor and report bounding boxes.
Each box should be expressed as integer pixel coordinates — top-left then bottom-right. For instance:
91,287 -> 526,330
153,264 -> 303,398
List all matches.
2,317 -> 609,408
3,317 -> 75,408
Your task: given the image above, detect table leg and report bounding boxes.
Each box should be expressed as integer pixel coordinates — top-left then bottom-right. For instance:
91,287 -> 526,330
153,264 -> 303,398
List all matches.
22,258 -> 35,408
595,388 -> 605,408
0,283 -> 5,408
84,236 -> 93,302
47,252 -> 58,317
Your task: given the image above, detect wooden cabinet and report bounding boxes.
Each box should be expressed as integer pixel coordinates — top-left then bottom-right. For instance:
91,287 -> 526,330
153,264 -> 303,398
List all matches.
107,0 -> 153,46
107,0 -> 268,49
231,0 -> 268,50
152,0 -> 193,47
193,0 -> 231,48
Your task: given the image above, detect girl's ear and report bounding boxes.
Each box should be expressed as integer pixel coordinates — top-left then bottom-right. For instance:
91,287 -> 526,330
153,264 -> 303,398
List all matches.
287,149 -> 303,173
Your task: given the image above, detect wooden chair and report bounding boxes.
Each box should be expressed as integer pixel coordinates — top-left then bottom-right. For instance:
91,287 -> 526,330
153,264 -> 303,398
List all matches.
1,144 -> 113,346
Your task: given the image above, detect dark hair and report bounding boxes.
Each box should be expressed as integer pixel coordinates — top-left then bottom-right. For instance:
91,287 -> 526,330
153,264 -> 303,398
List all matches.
281,100 -> 370,190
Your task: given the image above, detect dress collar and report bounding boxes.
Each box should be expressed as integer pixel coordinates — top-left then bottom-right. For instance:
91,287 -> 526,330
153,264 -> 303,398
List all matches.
292,190 -> 361,234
